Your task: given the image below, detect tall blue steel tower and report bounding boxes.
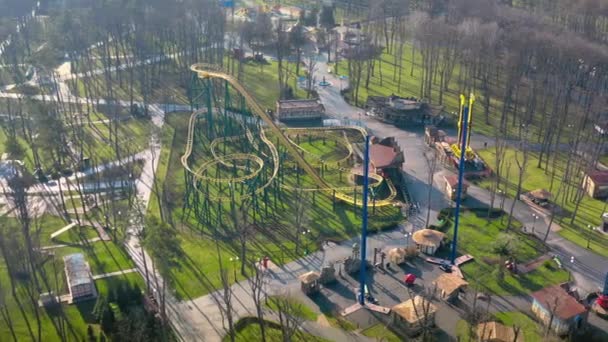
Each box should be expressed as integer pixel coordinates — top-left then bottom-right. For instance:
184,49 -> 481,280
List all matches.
359,135 -> 371,305
450,94 -> 475,265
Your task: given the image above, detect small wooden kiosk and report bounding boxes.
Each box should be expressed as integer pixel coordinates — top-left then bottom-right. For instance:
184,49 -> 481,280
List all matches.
299,271 -> 321,295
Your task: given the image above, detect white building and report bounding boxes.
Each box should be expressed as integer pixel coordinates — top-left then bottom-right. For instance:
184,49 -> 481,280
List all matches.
64,253 -> 96,302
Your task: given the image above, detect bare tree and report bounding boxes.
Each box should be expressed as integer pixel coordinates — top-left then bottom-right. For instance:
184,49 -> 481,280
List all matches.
230,201 -> 253,276
293,188 -> 309,255
304,54 -> 318,98
506,129 -> 529,230
271,294 -> 306,342
219,267 -> 236,342
423,150 -> 439,227
405,284 -> 437,341
247,262 -> 267,342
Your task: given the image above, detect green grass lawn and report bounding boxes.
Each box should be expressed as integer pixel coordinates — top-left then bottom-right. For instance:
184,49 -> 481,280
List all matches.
444,210 -> 569,296
94,272 -> 145,297
149,111 -> 403,299
82,117 -> 153,163
477,148 -> 608,257
361,323 -> 402,342
1,214 -> 100,248
68,59 -> 190,106
265,296 -> 318,321
347,41 -> 579,143
227,318 -> 329,342
297,136 -> 351,164
54,240 -> 135,276
456,312 -> 542,342
0,242 -> 144,341
229,58 -> 307,110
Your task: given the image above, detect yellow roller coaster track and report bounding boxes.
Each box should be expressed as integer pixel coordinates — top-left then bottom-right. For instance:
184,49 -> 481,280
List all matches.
184,64 -> 397,206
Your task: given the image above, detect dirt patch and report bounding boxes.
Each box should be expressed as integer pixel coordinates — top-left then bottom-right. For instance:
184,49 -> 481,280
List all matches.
316,314 -> 331,327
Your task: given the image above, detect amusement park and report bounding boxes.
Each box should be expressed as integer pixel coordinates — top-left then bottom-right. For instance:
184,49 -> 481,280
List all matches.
1,1 -> 608,341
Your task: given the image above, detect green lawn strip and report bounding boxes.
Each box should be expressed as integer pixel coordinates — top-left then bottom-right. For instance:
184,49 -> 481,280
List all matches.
347,43 -> 559,141
147,112 -> 180,218
265,296 -> 318,321
94,272 -> 145,298
156,111 -> 402,298
361,323 -> 402,342
495,312 -> 543,342
456,312 -> 542,342
0,214 -> 99,248
227,318 -> 330,342
82,118 -> 152,163
0,253 -> 108,341
68,60 -> 190,105
0,124 -> 7,154
222,56 -> 307,110
476,148 -> 608,257
445,210 -> 568,296
53,240 -> 135,276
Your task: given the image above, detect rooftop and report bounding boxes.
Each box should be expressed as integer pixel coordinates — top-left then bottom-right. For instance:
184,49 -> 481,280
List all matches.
299,271 -> 320,284
531,285 -> 587,321
370,144 -> 399,169
586,170 -> 608,185
433,273 -> 469,297
412,229 -> 445,247
529,188 -> 552,200
63,253 -> 92,287
476,321 -> 523,342
392,296 -> 437,323
277,99 -> 324,110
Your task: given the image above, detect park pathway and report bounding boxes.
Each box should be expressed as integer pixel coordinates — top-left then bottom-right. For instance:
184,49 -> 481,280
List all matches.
1,35 -> 606,340
313,58 -> 608,295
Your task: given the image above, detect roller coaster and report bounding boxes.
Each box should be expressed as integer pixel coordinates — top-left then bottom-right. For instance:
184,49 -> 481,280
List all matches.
182,64 -> 397,223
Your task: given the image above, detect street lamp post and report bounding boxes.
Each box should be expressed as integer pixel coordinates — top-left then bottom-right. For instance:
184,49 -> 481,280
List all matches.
404,232 -> 411,247
230,257 -> 239,281
532,214 -> 539,235
587,225 -> 598,249
302,229 -> 311,255
498,190 -> 505,222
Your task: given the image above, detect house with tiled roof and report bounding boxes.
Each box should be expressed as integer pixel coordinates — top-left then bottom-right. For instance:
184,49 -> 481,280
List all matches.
530,285 -> 588,336
369,137 -> 404,174
583,170 -> 608,198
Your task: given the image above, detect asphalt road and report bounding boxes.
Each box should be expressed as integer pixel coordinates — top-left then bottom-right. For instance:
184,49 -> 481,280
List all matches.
313,59 -> 608,295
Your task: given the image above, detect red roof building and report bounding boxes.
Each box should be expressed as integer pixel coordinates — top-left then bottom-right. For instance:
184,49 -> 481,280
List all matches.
583,170 -> 608,198
530,285 -> 588,336
444,174 -> 469,200
368,137 -> 404,172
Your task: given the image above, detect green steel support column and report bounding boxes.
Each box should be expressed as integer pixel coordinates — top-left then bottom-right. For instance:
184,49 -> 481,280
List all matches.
264,187 -> 269,217
206,78 -> 214,136
217,200 -> 222,227
251,191 -> 257,224
333,190 -> 336,211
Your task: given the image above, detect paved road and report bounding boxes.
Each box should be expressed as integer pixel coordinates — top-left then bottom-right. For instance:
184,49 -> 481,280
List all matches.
3,39 -> 606,340
313,60 -> 608,295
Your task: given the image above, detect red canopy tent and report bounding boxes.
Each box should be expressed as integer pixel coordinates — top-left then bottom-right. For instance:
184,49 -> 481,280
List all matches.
404,274 -> 416,286
598,295 -> 608,309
